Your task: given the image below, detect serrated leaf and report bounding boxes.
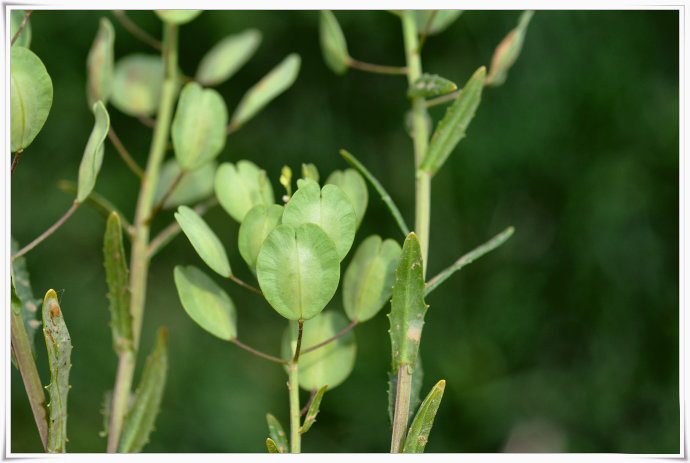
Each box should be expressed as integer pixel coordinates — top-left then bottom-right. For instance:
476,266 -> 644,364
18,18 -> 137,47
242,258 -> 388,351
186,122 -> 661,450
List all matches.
402,380 -> 446,453
196,29 -> 262,86
420,66 -> 485,176
301,163 -> 320,183
10,238 -> 41,359
257,223 -> 340,321
238,204 -> 283,273
408,73 -> 457,98
87,18 -> 115,107
319,10 -> 349,74
172,82 -> 228,171
155,10 -> 202,24
111,54 -> 164,116
325,168 -> 368,229
77,101 -> 110,202
486,11 -> 534,86
388,358 -> 424,424
343,235 -> 401,322
230,54 -> 300,130
266,413 -> 288,453
11,10 -> 32,48
282,181 -> 356,262
118,328 -> 168,453
414,10 -> 463,35
266,438 -> 280,453
10,46 -> 53,152
174,265 -> 237,340
388,233 -> 428,373
153,159 -> 216,209
42,289 -> 72,453
300,385 -> 328,434
104,212 -> 133,354
215,160 -> 274,223
175,205 -> 231,277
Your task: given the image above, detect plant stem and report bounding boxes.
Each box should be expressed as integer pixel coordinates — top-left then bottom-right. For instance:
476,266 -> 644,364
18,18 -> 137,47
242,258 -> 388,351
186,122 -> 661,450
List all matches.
11,149 -> 23,174
390,366 -> 412,453
108,127 -> 144,179
56,180 -> 134,234
148,170 -> 185,222
300,319 -> 358,355
288,320 -> 304,453
229,275 -> 262,295
106,21 -> 178,453
230,338 -> 287,364
12,201 -> 79,261
11,10 -> 32,46
112,10 -> 162,51
425,90 -> 459,108
347,58 -> 408,75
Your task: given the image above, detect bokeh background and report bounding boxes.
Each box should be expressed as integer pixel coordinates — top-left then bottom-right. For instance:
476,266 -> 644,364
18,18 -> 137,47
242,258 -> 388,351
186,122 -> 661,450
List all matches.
10,10 -> 679,453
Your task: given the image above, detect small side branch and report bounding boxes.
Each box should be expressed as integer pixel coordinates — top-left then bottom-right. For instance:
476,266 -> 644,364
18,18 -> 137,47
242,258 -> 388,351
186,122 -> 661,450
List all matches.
425,90 -> 459,108
147,170 -> 185,223
57,180 -> 134,235
11,150 -> 24,174
231,338 -> 287,364
112,10 -> 161,50
11,10 -> 32,46
348,58 -> 408,75
293,320 -> 304,363
229,275 -> 263,296
300,320 -> 358,355
12,201 -> 79,261
108,128 -> 144,179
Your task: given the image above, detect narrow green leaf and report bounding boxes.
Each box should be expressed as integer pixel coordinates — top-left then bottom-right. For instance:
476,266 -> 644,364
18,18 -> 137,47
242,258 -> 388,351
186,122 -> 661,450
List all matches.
300,385 -> 328,434
118,328 -> 168,453
266,414 -> 288,453
155,10 -> 202,24
215,160 -> 275,223
408,73 -> 457,98
196,29 -> 262,86
104,212 -> 133,354
175,205 -> 231,277
172,82 -> 228,171
388,233 -> 428,373
301,163 -> 320,183
343,235 -> 401,322
42,289 -> 72,453
238,204 -> 284,273
486,11 -> 534,86
230,53 -> 301,129
319,10 -> 349,74
77,101 -> 110,203
325,168 -> 368,229
402,380 -> 446,453
86,18 -> 115,107
266,438 -> 280,453
174,265 -> 237,340
11,10 -> 32,48
10,238 -> 41,359
415,10 -> 463,35
420,66 -> 485,175
10,46 -> 53,152
111,54 -> 164,116
257,223 -> 340,320
153,159 -> 216,209
282,181 -> 356,261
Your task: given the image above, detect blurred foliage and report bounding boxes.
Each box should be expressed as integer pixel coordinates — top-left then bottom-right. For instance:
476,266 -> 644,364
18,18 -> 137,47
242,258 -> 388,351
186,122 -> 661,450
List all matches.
11,10 -> 678,453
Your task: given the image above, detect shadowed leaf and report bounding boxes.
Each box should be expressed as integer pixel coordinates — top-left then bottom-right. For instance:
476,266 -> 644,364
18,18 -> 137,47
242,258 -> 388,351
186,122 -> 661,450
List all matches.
175,205 -> 231,277
153,159 -> 216,209
111,54 -> 164,116
155,10 -> 202,24
300,385 -> 328,434
486,11 -> 534,86
266,413 -> 288,453
87,18 -> 115,107
319,11 -> 349,74
77,101 -> 110,202
325,168 -> 368,229
238,204 -> 283,273
103,212 -> 133,354
196,29 -> 262,86
215,160 -> 274,223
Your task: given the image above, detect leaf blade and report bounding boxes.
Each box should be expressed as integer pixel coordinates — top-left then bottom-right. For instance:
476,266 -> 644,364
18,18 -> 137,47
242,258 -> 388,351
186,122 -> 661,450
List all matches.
300,385 -> 328,434
402,380 -> 446,453
86,17 -> 115,107
319,10 -> 349,74
77,101 -> 110,202
486,11 -> 534,86
104,212 -> 133,354
196,29 -> 262,86
238,204 -> 284,273
175,205 -> 231,277
215,160 -> 275,223
266,413 -> 288,453
325,168 -> 368,229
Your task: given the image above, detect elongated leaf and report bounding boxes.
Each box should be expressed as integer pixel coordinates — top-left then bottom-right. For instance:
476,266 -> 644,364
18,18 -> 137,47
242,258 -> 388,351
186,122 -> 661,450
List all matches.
174,265 -> 237,340
343,235 -> 401,322
42,289 -> 72,453
111,54 -> 164,116
172,82 -> 228,171
175,205 -> 231,277
388,358 -> 424,424
282,180 -> 356,261
215,160 -> 274,223
104,212 -> 133,354
238,204 -> 283,273
402,380 -> 446,453
420,67 -> 485,176
266,414 -> 288,453
87,18 -> 115,107
486,11 -> 534,86
230,54 -> 300,129
415,10 -> 463,35
325,168 -> 368,229
319,10 -> 349,74
300,385 -> 328,434
153,159 -> 216,209
11,46 -> 53,152
257,223 -> 339,320
155,10 -> 202,24
301,163 -> 320,183
119,328 -> 168,453
266,438 -> 280,453
388,233 -> 428,372
408,74 -> 457,98
77,101 -> 110,202
11,238 -> 41,359
196,29 -> 262,86
11,10 -> 32,48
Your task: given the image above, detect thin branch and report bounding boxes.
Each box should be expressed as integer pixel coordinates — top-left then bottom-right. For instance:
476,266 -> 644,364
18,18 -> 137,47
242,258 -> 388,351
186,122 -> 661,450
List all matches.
137,114 -> 156,128
112,10 -> 161,51
108,127 -> 144,179
348,58 -> 408,75
417,10 -> 438,53
57,180 -> 134,234
148,170 -> 185,222
231,338 -> 288,364
300,389 -> 318,416
300,320 -> 358,355
226,120 -> 239,135
292,320 -> 304,363
425,90 -> 459,108
11,149 -> 23,174
229,274 -> 263,296
11,10 -> 32,46
12,201 -> 79,261
147,198 -> 217,258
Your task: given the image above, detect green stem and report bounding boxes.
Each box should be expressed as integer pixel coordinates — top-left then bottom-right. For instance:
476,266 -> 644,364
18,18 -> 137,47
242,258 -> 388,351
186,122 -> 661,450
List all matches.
347,58 -> 408,75
289,320 -> 304,453
106,21 -> 178,453
390,366 -> 412,453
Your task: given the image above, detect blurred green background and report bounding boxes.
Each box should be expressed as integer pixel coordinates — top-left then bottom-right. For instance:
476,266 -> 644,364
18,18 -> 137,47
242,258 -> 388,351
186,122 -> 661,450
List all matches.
11,10 -> 678,453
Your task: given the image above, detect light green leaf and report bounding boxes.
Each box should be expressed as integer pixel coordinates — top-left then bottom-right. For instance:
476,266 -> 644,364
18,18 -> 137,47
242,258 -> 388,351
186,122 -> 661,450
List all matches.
257,223 -> 340,320
153,159 -> 216,209
175,205 -> 231,277
343,235 -> 401,323
230,54 -> 300,130
420,66 -> 486,176
266,438 -> 280,453
77,101 -> 110,203
266,414 -> 288,453
11,10 -> 32,48
282,181 -> 356,261
10,46 -> 53,152
238,204 -> 284,273
301,163 -> 320,183
118,328 -> 168,453
414,10 -> 463,35
155,10 -> 202,24
300,385 -> 328,434
402,380 -> 446,453
215,160 -> 274,222
42,289 -> 72,453
319,10 -> 349,74
111,54 -> 164,116
325,168 -> 368,229
389,233 -> 428,373
174,265 -> 237,340
196,29 -> 262,86
408,73 -> 457,98
486,11 -> 534,86
10,238 -> 41,359
172,82 -> 228,171
104,212 -> 133,354
86,18 -> 115,107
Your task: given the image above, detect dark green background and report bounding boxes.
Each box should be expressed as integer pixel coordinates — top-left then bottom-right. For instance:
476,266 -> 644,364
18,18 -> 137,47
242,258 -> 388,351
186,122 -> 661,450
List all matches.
11,10 -> 679,453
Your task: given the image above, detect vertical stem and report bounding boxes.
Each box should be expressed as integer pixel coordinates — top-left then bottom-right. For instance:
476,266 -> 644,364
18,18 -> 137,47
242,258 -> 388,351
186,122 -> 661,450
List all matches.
390,367 -> 412,453
106,21 -> 178,453
289,320 -> 304,453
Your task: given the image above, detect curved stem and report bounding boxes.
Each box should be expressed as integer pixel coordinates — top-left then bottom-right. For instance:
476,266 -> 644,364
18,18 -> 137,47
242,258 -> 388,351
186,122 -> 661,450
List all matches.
348,58 -> 408,75
137,115 -> 157,128
112,10 -> 161,50
11,149 -> 23,174
11,10 -> 32,46
230,338 -> 287,364
300,320 -> 358,355
229,274 -> 262,296
293,320 -> 304,363
12,201 -> 79,261
425,90 -> 459,108
108,127 -> 144,179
